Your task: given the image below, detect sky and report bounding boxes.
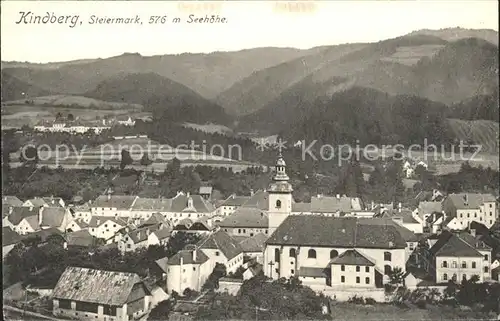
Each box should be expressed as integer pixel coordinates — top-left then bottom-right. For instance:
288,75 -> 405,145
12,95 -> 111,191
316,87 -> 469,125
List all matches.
1,0 -> 498,63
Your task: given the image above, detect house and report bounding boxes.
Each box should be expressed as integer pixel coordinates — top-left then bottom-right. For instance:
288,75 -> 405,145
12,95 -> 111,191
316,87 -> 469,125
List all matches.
118,224 -> 161,253
91,195 -> 138,218
199,185 -> 213,200
380,207 -> 423,234
242,263 -> 263,280
2,227 -> 23,259
4,206 -> 41,234
216,194 -> 251,216
196,230 -> 244,274
168,192 -> 216,224
165,245 -> 212,294
264,216 -> 410,287
66,219 -> 90,232
42,197 -> 66,208
64,230 -> 98,249
116,116 -> 136,126
442,193 -> 497,229
186,217 -> 215,235
52,266 -> 152,321
422,230 -> 492,283
328,249 -> 378,288
293,194 -> 372,218
39,207 -> 73,231
2,196 -> 23,207
417,201 -> 443,222
219,207 -> 269,237
88,216 -> 128,241
71,203 -> 93,223
139,212 -> 172,231
238,233 -> 267,263
130,198 -> 171,221
148,228 -> 172,247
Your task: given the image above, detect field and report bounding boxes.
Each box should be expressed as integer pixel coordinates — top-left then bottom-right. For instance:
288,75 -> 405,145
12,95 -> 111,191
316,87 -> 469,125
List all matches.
183,122 -> 233,135
380,44 -> 444,66
4,95 -> 143,110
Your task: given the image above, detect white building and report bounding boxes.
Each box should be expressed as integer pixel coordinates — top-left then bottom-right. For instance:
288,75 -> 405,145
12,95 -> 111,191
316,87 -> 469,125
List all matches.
442,193 -> 497,229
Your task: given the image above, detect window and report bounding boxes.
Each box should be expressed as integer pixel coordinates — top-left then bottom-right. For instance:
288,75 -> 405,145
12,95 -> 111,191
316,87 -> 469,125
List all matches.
276,200 -> 282,208
452,261 -> 457,268
193,267 -> 196,271
442,261 -> 448,268
291,269 -> 294,274
341,276 -> 345,283
365,266 -> 370,273
365,277 -> 370,284
484,267 -> 489,273
274,249 -> 280,262
356,277 -> 360,283
409,243 -> 414,250
490,204 -> 493,208
238,229 -> 241,234
484,255 -> 489,261
467,213 -> 470,218
452,274 -> 457,281
127,244 -> 131,249
474,213 -> 477,218
104,224 -> 108,228
289,248 -> 296,258
443,273 -> 448,281
215,251 -> 220,256
341,265 -> 345,271
384,252 -> 392,261
462,261 -> 467,268
462,274 -> 467,281
356,266 -> 360,272
472,262 -> 476,268
384,265 -> 391,275
308,249 -> 316,258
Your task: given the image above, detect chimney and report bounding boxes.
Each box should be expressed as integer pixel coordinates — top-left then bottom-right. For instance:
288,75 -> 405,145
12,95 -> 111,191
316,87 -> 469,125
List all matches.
180,256 -> 184,266
336,194 -> 340,199
186,192 -> 190,198
250,189 -> 254,196
371,201 -> 374,210
192,249 -> 197,261
398,202 -> 402,213
470,229 -> 476,237
107,193 -> 111,201
9,206 -> 13,215
30,206 -> 33,211
38,207 -> 43,226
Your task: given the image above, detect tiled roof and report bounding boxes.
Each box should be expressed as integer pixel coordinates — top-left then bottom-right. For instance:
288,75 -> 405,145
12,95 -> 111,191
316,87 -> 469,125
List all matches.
152,228 -> 172,241
2,227 -> 23,246
190,217 -> 212,231
381,209 -> 420,224
139,213 -> 171,229
88,216 -> 127,228
92,195 -> 138,210
52,267 -> 145,306
241,190 -> 269,210
42,197 -> 64,207
2,196 -> 23,207
266,216 -> 407,249
298,267 -> 327,278
8,207 -> 40,225
40,207 -> 68,228
197,230 -> 243,260
418,201 -> 442,217
310,196 -> 362,213
127,224 -> 161,243
360,218 -> 419,242
219,207 -> 268,228
167,249 -> 209,265
171,194 -> 214,213
430,231 -> 483,257
131,198 -> 172,212
175,218 -> 193,229
221,195 -> 251,207
66,230 -> 95,247
238,233 -> 267,253
446,193 -> 496,210
199,186 -> 213,195
28,228 -> 64,243
292,202 -> 311,212
24,198 -> 48,207
457,232 -> 492,251
23,215 -> 40,231
155,257 -> 169,273
329,249 -> 375,266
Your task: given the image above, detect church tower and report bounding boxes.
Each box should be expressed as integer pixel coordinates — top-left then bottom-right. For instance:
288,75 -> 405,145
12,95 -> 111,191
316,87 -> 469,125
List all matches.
267,151 -> 293,235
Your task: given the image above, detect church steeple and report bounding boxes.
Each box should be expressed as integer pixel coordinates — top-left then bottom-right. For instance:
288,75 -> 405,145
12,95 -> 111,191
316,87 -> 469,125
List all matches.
273,152 -> 289,182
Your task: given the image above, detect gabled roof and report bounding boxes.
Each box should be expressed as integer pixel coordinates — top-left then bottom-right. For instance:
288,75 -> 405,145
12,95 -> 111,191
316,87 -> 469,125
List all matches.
197,230 -> 243,260
92,195 -> 138,210
329,249 -> 375,266
28,228 -> 64,243
152,228 -> 172,241
241,190 -> 269,210
220,195 -> 250,207
298,267 -> 327,278
8,207 -> 40,225
167,248 -> 209,265
171,194 -> 214,213
310,195 -> 362,213
430,231 -> 483,257
22,215 -> 40,231
2,196 -> 23,207
292,202 -> 311,213
446,193 -> 496,210
52,267 -> 145,306
42,197 -> 64,207
418,201 -> 442,217
190,217 -> 212,231
40,207 -> 69,228
65,230 -> 95,247
126,224 -> 161,244
266,216 -> 407,249
88,216 -> 127,228
2,227 -> 23,246
175,218 -> 193,230
24,198 -> 48,207
139,213 -> 171,229
155,257 -> 169,273
360,218 -> 419,242
381,209 -> 420,224
238,233 -> 268,253
199,186 -> 213,195
131,198 -> 171,212
219,207 -> 268,228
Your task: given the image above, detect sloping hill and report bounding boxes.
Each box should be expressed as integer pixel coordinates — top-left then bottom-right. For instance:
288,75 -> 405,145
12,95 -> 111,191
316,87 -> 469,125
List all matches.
1,48 -> 319,99
1,72 -> 52,101
83,72 -> 233,125
446,119 -> 499,153
407,27 -> 499,46
447,93 -> 499,122
233,35 -> 498,121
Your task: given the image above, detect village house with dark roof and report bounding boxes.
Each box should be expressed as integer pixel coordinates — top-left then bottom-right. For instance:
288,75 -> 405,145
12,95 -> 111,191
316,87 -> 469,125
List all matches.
88,216 -> 128,242
117,223 -> 162,253
238,233 -> 268,263
2,227 -> 23,259
3,206 -> 42,234
2,196 -> 23,207
420,230 -> 493,283
91,195 -> 139,218
216,194 -> 251,216
52,266 -> 151,321
219,207 -> 269,237
442,193 -> 497,229
196,230 -> 244,274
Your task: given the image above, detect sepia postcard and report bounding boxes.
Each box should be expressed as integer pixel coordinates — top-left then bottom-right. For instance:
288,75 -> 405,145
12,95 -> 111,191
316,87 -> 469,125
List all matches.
1,1 -> 499,320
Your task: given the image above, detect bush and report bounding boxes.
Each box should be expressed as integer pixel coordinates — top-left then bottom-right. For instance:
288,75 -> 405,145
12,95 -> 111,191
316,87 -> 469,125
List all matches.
365,298 -> 377,305
347,295 -> 365,304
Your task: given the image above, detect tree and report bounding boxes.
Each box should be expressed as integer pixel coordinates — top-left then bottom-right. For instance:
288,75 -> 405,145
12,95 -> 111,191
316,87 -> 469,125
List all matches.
67,113 -> 75,122
56,112 -> 63,120
148,300 -> 173,321
140,153 -> 153,166
388,267 -> 405,286
120,149 -> 133,170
